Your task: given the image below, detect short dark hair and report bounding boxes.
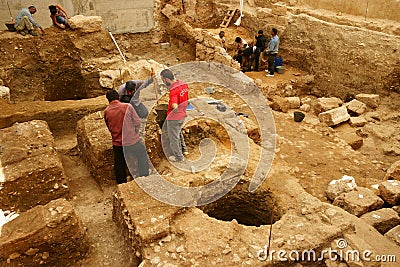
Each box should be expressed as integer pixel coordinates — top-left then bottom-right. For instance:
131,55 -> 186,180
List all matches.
258,30 -> 263,34
272,28 -> 278,35
28,6 -> 36,9
160,69 -> 174,80
49,5 -> 57,15
125,81 -> 136,92
219,31 -> 225,36
106,90 -> 119,102
235,37 -> 241,43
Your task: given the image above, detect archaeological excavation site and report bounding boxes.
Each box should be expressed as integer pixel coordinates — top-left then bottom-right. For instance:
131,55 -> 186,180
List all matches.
0,0 -> 400,266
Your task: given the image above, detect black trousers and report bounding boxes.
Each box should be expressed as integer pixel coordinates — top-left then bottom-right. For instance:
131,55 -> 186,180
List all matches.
268,54 -> 277,75
113,141 -> 149,184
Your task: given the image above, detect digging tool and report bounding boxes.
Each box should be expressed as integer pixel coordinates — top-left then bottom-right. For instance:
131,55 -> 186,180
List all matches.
7,2 -> 13,22
107,27 -> 126,64
5,2 -> 16,32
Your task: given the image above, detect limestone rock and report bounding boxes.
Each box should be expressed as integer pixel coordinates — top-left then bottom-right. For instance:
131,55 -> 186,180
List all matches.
349,117 -> 367,127
99,69 -> 130,89
300,104 -> 311,112
332,187 -> 384,216
318,106 -> 350,126
0,199 -> 88,266
0,121 -> 68,212
360,208 -> 400,234
384,225 -> 400,246
313,97 -> 342,115
382,143 -> 400,156
161,4 -> 178,18
326,175 -> 357,201
385,160 -> 400,180
272,4 -> 287,16
69,15 -> 102,33
379,180 -> 400,205
356,94 -> 380,108
0,86 -> 10,103
284,97 -> 301,110
345,99 -> 367,115
339,132 -> 363,150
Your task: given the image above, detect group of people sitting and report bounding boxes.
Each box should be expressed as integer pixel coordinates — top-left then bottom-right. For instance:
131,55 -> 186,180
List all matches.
227,28 -> 280,77
13,4 -> 70,36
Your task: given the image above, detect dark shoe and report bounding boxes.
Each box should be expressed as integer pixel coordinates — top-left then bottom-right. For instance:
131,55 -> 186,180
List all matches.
28,30 -> 38,36
18,30 -> 26,36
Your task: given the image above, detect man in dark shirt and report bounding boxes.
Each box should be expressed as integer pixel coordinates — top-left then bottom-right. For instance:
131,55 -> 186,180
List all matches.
104,90 -> 149,184
254,30 -> 267,71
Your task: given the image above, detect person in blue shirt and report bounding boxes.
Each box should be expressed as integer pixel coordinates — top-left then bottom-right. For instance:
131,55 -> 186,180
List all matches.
14,6 -> 45,36
266,28 -> 280,77
117,68 -> 155,119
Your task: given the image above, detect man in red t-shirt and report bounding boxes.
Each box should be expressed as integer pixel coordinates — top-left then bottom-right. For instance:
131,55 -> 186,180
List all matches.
160,69 -> 189,162
104,90 -> 149,183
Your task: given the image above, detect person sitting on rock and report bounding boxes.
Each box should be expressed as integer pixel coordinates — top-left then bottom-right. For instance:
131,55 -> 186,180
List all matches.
49,4 -> 70,29
118,68 -> 155,119
14,6 -> 45,36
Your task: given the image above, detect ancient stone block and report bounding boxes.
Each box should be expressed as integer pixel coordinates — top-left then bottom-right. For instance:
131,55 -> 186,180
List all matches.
326,175 -> 357,201
360,208 -> 400,234
99,69 -> 130,89
272,4 -> 287,16
0,121 -> 69,212
69,15 -> 102,33
0,199 -> 88,266
379,180 -> 400,205
382,144 -> 400,156
0,86 -> 10,103
318,106 -> 350,126
313,97 -> 342,115
349,116 -> 367,127
333,187 -> 384,216
385,160 -> 400,180
356,94 -> 380,108
76,112 -> 115,184
384,225 -> 400,246
345,99 -> 367,115
285,97 -> 301,110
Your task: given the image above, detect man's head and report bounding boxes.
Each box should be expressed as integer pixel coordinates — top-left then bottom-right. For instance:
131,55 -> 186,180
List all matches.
28,6 -> 37,14
106,90 -> 119,103
235,37 -> 242,43
160,69 -> 175,87
219,31 -> 225,38
49,5 -> 57,15
258,30 -> 263,35
271,28 -> 278,36
125,81 -> 137,95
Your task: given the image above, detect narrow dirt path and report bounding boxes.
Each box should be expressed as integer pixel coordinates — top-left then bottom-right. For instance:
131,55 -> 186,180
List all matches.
54,134 -> 138,267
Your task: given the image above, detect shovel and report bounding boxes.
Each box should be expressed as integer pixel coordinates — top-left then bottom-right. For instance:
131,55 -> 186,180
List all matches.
5,2 -> 16,32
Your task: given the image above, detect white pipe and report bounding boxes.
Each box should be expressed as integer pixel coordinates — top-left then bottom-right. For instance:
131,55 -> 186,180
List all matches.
107,27 -> 126,64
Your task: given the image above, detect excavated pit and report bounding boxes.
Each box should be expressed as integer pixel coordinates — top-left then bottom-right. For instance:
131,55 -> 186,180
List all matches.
200,190 -> 280,226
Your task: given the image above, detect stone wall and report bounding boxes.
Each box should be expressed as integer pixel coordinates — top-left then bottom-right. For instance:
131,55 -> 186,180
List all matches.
281,14 -> 400,98
0,0 -> 154,33
296,0 -> 400,22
